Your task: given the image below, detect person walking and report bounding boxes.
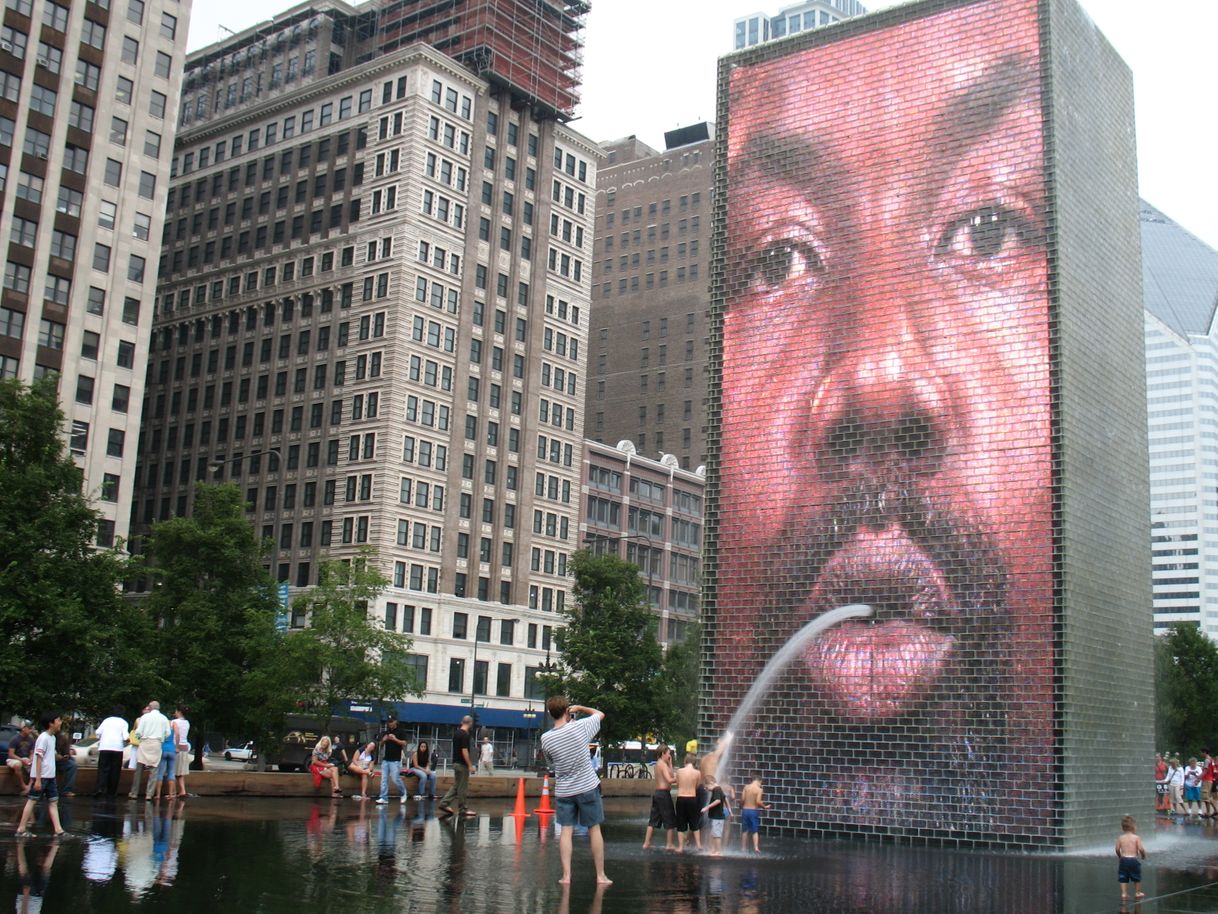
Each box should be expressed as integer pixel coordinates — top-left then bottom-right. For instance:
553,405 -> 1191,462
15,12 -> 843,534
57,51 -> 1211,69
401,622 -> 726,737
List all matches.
540,696 -> 611,886
438,716 -> 476,818
93,708 -> 129,797
131,702 -> 171,800
478,737 -> 495,776
376,718 -> 408,805
13,712 -> 66,838
407,740 -> 437,799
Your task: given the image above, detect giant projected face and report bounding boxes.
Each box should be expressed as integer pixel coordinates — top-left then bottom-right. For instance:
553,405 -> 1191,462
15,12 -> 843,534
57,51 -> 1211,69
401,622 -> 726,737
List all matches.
719,0 -> 1054,834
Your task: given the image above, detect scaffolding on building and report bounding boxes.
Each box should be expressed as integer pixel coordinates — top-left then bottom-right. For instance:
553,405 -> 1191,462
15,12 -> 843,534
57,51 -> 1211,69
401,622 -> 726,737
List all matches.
379,0 -> 588,121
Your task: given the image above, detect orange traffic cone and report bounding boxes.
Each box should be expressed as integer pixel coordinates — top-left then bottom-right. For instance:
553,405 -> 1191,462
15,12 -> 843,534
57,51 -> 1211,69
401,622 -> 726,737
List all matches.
509,777 -> 530,818
534,773 -> 555,816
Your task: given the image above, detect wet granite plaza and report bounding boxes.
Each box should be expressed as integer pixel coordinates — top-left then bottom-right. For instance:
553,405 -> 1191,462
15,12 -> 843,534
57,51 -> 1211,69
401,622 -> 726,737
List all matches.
6,797 -> 1218,912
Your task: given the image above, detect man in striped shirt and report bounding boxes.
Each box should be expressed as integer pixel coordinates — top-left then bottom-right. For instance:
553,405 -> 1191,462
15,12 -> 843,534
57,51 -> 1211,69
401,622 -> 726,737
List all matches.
540,695 -> 612,885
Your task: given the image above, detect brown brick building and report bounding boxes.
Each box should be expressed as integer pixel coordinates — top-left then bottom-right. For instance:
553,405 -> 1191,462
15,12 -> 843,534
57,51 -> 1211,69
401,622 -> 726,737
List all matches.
585,123 -> 713,471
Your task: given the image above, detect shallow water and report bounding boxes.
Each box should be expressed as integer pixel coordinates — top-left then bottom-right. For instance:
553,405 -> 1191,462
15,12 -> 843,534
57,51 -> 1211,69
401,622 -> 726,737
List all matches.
5,797 -> 1218,913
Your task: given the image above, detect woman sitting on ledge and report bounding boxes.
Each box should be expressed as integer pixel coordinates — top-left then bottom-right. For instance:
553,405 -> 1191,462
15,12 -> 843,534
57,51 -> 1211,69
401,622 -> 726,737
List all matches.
408,740 -> 437,799
310,737 -> 342,797
348,741 -> 378,801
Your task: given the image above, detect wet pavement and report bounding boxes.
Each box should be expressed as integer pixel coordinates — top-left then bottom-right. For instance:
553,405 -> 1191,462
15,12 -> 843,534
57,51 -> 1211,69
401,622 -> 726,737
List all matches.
5,796 -> 1218,913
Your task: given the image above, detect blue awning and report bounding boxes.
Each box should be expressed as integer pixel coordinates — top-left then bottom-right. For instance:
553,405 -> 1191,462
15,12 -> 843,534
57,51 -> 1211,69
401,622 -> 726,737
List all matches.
375,701 -> 544,730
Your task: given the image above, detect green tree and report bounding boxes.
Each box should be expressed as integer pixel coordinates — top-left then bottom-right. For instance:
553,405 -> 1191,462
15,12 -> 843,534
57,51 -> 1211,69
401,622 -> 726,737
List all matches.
543,551 -> 665,746
139,483 -> 285,752
655,622 -> 702,749
278,551 -> 422,726
0,377 -> 153,717
1155,623 -> 1218,757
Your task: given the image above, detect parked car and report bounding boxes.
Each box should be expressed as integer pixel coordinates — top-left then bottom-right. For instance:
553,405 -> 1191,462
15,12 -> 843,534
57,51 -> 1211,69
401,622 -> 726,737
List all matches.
267,715 -> 369,772
224,742 -> 257,762
72,737 -> 100,766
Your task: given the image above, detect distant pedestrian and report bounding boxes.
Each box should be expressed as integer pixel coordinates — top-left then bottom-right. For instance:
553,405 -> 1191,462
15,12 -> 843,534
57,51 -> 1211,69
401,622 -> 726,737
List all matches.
1165,757 -> 1185,815
349,741 -> 377,800
54,727 -> 77,797
13,712 -> 66,838
172,706 -> 191,799
1202,750 -> 1216,817
540,696 -> 611,886
1185,757 -> 1204,817
408,740 -> 436,799
740,775 -> 769,853
93,708 -> 128,797
131,702 -> 171,800
376,718 -> 408,805
478,736 -> 495,776
150,719 -> 177,801
1115,815 -> 1147,902
438,716 -> 476,818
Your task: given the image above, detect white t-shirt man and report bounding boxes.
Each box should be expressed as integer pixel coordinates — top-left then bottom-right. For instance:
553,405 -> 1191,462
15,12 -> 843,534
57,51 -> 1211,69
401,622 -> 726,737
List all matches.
95,715 -> 129,753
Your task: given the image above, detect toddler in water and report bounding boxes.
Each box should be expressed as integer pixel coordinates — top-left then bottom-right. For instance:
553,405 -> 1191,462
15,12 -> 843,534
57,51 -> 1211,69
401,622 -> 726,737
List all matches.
1115,815 -> 1147,902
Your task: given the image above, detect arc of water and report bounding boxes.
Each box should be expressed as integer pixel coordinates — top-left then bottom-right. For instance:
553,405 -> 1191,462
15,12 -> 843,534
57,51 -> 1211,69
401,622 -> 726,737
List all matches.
716,604 -> 874,790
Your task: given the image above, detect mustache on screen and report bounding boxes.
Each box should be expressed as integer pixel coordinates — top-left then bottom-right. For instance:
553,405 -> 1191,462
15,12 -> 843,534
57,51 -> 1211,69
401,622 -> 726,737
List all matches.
765,476 -> 1010,623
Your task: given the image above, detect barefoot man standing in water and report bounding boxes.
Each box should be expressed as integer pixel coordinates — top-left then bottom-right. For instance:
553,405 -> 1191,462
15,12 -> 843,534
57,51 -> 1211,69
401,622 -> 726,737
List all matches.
643,744 -> 676,851
541,696 -> 612,886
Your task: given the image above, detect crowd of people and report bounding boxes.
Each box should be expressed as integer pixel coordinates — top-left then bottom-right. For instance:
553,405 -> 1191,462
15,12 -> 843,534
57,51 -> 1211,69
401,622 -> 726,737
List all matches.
1155,751 -> 1218,819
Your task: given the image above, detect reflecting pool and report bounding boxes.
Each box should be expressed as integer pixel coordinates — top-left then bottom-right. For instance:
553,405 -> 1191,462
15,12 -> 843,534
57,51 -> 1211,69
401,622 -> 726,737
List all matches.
5,796 -> 1218,913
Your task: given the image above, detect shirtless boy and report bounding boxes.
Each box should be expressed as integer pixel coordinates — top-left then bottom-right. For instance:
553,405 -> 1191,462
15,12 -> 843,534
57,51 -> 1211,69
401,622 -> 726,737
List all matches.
643,745 -> 676,850
1116,815 -> 1147,902
741,775 -> 769,853
674,753 -> 703,853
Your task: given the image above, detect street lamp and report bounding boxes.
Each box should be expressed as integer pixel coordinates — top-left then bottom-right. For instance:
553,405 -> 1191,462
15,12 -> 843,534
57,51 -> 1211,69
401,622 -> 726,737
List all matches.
209,446 -> 282,477
583,531 -> 659,605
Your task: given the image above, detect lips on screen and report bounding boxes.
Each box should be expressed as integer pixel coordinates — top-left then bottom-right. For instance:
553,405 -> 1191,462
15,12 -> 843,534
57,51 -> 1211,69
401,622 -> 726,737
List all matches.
716,0 -> 1054,829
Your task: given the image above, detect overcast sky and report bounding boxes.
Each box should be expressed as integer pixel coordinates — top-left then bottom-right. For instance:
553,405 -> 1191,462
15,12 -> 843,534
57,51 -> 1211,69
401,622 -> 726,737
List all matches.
189,0 -> 1218,249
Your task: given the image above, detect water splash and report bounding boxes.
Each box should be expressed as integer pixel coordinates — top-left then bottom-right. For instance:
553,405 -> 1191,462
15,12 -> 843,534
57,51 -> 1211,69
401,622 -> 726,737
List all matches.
716,604 -> 873,789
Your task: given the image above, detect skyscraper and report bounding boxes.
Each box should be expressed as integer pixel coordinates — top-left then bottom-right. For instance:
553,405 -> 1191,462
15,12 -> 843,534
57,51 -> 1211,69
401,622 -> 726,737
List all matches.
0,0 -> 192,547
733,0 -> 866,50
1142,201 -> 1218,638
134,0 -> 597,733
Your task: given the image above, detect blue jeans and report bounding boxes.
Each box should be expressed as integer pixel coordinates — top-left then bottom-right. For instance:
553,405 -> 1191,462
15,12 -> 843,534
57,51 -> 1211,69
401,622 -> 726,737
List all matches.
379,760 -> 405,800
408,767 -> 436,797
155,752 -> 176,788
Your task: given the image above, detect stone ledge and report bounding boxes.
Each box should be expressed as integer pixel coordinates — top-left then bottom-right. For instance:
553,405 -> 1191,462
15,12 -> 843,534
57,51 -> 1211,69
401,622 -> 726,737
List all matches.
1,767 -> 656,799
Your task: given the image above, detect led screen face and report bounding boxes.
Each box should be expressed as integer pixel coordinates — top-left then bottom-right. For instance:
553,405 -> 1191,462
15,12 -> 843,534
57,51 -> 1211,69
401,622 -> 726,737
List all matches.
715,0 -> 1055,839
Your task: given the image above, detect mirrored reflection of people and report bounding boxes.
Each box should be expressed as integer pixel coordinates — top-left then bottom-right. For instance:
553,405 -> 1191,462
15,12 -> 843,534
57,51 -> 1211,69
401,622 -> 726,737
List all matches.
642,744 -> 676,851
15,832 -> 60,914
720,0 -> 1053,835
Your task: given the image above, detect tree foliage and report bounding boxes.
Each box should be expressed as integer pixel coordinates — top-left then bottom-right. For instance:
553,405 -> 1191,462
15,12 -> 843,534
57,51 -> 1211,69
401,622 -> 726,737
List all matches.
0,378 -> 151,717
654,622 -> 702,748
1155,623 -> 1218,757
139,483 -> 284,741
277,552 -> 422,724
544,551 -> 667,745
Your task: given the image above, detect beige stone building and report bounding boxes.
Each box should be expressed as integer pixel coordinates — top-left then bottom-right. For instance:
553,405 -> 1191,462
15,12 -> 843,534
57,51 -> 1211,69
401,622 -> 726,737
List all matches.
133,0 -> 597,735
0,0 -> 192,546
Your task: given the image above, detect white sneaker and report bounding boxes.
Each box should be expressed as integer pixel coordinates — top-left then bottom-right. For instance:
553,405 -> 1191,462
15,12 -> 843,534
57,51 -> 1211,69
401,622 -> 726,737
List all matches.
400,795 -> 407,803
375,798 -> 388,805
351,794 -> 363,800
414,794 -> 423,799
